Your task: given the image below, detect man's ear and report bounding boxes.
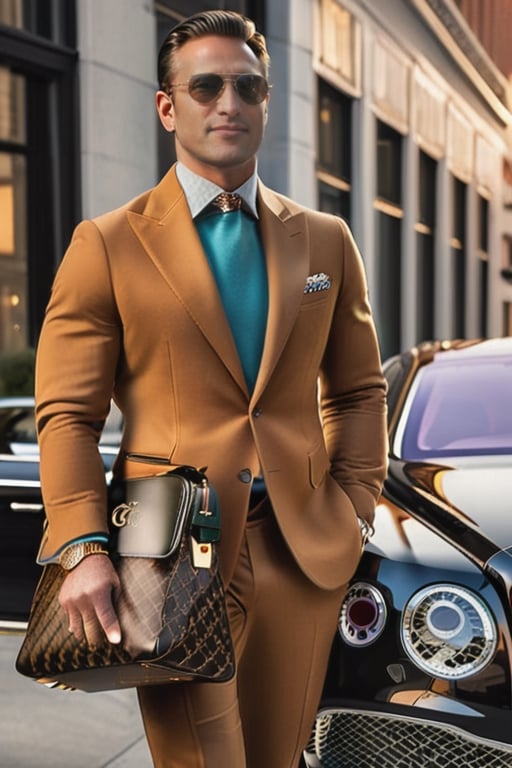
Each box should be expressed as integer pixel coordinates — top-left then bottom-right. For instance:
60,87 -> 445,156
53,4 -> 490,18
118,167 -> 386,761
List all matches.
155,90 -> 175,133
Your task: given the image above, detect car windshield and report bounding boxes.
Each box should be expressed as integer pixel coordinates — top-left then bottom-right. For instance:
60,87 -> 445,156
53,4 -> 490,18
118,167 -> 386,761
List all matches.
396,354 -> 512,460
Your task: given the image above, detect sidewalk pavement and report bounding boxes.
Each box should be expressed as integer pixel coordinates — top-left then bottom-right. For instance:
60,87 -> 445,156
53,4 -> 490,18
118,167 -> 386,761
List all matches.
0,634 -> 152,768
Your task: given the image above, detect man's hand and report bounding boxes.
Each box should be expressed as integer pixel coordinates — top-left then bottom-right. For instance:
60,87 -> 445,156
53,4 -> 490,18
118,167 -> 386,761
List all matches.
59,554 -> 122,646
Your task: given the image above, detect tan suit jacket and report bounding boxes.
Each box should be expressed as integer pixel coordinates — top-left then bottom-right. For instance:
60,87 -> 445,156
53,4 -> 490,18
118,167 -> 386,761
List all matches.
35,166 -> 387,590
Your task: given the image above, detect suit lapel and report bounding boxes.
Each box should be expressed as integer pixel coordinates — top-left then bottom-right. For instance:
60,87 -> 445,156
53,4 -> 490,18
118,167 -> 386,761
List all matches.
126,168 -> 310,401
127,168 -> 246,392
253,183 -> 309,401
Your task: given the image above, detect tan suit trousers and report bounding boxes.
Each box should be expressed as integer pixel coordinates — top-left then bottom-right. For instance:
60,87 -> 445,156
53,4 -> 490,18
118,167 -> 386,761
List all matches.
137,508 -> 347,768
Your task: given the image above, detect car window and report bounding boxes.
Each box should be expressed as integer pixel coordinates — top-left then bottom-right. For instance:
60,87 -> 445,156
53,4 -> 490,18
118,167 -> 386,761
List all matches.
0,401 -> 122,454
384,351 -> 415,423
1,409 -> 38,447
396,356 -> 512,459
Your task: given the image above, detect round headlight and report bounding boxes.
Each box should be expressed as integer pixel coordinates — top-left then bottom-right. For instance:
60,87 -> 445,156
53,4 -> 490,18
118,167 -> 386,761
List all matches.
401,584 -> 497,680
339,582 -> 387,646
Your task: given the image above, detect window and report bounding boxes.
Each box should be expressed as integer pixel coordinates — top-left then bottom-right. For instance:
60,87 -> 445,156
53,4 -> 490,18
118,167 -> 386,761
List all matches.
318,180 -> 350,220
0,1 -> 79,360
317,0 -> 358,86
501,238 -> 512,335
316,78 -> 352,221
0,151 -> 27,351
400,357 -> 512,459
375,120 -> 403,359
0,0 -> 76,45
416,151 -> 437,343
502,235 -> 512,277
477,195 -> 489,338
451,176 -> 467,337
503,302 -> 512,336
376,212 -> 401,359
377,121 -> 402,205
0,68 -> 27,352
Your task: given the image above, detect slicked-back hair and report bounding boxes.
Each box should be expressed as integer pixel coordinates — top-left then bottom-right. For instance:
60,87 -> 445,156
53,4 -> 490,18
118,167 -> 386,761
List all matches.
158,10 -> 270,91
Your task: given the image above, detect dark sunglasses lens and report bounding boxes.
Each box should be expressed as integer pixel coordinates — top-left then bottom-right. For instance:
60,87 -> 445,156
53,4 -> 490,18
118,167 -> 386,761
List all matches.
189,74 -> 224,103
236,75 -> 268,104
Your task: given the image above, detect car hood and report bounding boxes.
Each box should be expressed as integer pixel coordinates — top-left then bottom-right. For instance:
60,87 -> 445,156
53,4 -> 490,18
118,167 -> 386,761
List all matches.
375,457 -> 512,571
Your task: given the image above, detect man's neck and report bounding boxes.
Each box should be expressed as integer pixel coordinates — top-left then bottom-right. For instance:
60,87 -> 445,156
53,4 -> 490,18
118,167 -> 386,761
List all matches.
175,157 -> 256,192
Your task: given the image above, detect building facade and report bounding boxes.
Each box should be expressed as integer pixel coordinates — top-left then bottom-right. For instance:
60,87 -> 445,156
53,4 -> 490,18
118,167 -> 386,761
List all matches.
1,0 -> 511,371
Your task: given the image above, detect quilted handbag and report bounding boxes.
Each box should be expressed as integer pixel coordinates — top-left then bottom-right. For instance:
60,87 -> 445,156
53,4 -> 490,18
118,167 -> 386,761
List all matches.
15,465 -> 235,692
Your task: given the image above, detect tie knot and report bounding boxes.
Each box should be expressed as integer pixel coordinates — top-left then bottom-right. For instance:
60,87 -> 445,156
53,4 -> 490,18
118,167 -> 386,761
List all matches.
211,193 -> 242,213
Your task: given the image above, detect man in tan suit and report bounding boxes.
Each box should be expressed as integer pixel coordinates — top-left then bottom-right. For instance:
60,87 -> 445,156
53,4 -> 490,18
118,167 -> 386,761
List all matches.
35,10 -> 387,768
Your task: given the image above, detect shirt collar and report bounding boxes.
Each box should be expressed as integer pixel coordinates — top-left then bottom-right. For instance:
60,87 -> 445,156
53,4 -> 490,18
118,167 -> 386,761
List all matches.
175,161 -> 259,219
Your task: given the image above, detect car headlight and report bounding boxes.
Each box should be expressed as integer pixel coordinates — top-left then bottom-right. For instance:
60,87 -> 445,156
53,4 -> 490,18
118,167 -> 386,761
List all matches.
401,584 -> 498,680
339,582 -> 387,646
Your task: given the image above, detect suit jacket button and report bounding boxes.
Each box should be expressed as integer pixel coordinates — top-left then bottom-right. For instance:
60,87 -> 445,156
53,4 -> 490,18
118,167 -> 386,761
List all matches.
252,408 -> 262,418
238,469 -> 252,484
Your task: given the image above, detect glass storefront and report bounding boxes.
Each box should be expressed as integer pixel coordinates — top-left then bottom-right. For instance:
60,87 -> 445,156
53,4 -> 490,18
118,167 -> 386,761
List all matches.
0,66 -> 27,352
0,152 -> 27,352
0,0 -> 78,371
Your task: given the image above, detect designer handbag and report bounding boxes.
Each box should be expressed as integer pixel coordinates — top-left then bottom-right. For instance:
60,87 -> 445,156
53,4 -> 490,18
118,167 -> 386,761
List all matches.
15,465 -> 235,692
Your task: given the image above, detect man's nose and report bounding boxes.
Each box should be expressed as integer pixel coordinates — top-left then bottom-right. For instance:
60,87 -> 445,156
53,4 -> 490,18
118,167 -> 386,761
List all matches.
216,81 -> 241,112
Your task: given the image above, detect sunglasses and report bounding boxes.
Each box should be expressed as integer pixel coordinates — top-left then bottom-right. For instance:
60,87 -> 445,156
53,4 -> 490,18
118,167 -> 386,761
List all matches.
168,73 -> 270,105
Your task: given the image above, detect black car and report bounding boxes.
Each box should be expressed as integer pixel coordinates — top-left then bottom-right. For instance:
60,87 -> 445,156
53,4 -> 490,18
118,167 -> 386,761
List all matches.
304,337 -> 512,768
0,398 -> 120,628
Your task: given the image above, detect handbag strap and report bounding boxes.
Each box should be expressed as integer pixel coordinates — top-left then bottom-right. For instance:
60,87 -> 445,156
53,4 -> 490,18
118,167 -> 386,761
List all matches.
191,478 -> 221,544
168,466 -> 221,544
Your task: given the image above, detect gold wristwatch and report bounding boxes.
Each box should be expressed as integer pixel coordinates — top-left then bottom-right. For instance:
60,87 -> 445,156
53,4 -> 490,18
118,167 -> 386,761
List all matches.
59,541 -> 109,571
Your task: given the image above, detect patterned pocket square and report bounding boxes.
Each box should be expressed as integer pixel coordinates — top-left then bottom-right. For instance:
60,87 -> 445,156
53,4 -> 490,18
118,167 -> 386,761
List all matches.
304,272 -> 331,294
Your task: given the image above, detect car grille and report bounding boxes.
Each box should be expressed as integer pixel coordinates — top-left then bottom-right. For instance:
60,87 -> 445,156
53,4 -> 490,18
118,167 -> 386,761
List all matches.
304,708 -> 512,768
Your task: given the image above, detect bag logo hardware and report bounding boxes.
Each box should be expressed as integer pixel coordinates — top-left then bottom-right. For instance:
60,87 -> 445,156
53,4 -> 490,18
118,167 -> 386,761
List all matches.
112,501 -> 140,528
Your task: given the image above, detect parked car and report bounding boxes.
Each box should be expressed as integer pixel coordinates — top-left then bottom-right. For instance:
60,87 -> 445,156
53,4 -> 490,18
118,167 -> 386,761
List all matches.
304,337 -> 512,767
0,398 -> 121,627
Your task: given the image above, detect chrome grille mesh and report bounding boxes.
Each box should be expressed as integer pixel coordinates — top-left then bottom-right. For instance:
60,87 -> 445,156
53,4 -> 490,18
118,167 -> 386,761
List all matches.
304,709 -> 512,768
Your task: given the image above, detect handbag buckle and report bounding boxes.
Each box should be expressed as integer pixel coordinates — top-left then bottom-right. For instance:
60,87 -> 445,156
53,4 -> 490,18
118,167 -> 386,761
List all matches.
190,536 -> 213,568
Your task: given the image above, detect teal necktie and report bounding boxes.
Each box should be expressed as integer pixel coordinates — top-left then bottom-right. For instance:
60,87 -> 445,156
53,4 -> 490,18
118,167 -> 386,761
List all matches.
196,194 -> 268,392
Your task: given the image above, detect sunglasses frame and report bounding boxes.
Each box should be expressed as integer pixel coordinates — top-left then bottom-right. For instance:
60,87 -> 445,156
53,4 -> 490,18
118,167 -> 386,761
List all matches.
168,73 -> 270,105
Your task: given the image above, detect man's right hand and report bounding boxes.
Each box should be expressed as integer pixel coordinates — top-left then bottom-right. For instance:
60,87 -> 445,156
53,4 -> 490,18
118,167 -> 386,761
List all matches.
58,554 -> 122,646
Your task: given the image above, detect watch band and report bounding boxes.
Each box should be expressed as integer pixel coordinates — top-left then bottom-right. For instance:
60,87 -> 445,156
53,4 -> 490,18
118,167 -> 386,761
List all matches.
357,516 -> 374,548
59,541 -> 110,571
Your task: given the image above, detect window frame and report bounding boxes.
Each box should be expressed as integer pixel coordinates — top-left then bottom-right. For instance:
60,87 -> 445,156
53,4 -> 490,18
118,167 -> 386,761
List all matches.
0,22 -> 80,348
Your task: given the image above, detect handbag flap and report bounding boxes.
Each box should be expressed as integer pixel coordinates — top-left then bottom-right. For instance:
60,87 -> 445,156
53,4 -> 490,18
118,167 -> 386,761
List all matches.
110,466 -> 220,558
111,471 -> 192,557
